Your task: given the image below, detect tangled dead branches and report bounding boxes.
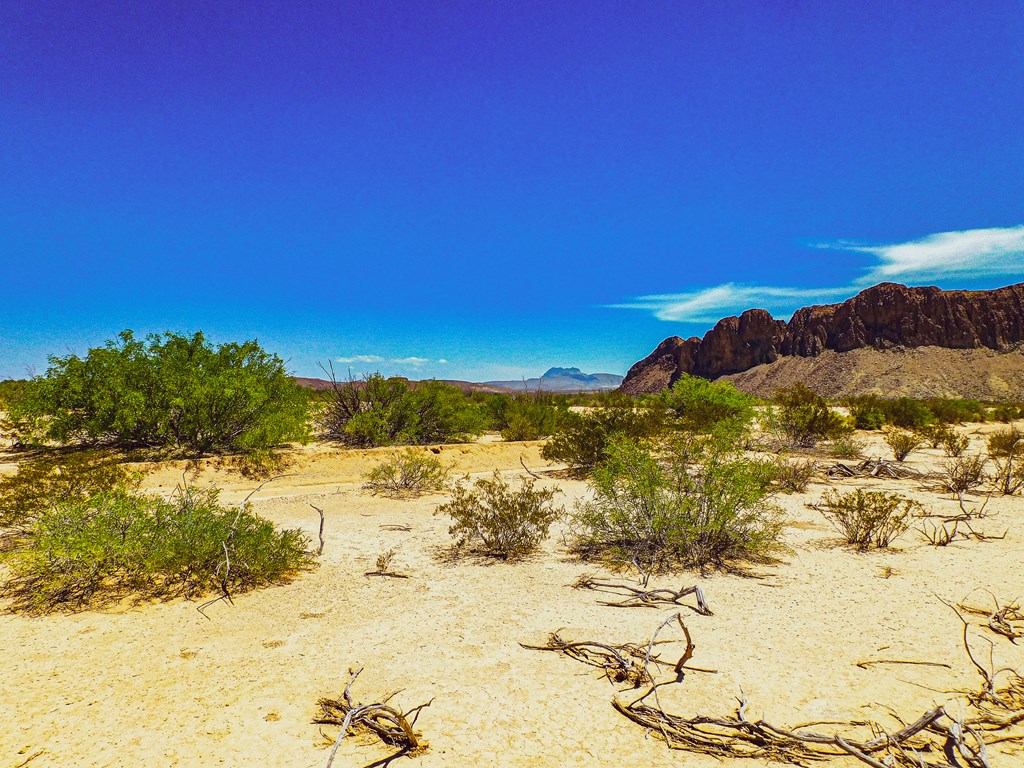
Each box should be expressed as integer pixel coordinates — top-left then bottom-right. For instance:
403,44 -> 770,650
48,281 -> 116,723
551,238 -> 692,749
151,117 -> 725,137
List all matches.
573,575 -> 713,615
606,610 -> 1024,767
315,668 -> 432,767
520,633 -> 666,688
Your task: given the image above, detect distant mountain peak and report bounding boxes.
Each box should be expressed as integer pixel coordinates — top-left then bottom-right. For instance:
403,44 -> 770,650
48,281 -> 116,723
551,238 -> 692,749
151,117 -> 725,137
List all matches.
541,366 -> 584,378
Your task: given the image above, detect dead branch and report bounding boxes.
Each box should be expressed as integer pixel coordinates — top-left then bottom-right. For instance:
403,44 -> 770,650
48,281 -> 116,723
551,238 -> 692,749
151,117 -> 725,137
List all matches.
310,504 -> 326,555
519,455 -> 542,479
315,668 -> 430,767
826,458 -> 923,480
574,575 -> 713,615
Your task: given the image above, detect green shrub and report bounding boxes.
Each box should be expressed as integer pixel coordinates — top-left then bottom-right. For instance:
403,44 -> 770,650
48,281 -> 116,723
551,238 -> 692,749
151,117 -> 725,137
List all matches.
818,489 -> 917,550
569,436 -> 783,573
540,404 -> 665,475
987,426 -> 1024,457
917,424 -> 954,449
0,485 -> 314,613
942,432 -> 970,458
846,396 -> 887,430
441,472 -> 562,559
768,457 -> 816,493
925,398 -> 986,425
317,372 -> 484,447
486,393 -> 567,441
828,434 -> 865,459
660,375 -> 755,433
884,397 -> 934,429
15,331 -> 308,455
991,404 -> 1021,423
939,454 -> 987,495
884,429 -> 922,462
363,449 -> 449,498
774,385 -> 849,447
0,451 -> 140,528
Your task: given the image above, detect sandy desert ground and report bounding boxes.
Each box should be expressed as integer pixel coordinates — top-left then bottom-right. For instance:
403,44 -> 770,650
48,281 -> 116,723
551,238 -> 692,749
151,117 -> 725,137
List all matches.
1,429 -> 1023,767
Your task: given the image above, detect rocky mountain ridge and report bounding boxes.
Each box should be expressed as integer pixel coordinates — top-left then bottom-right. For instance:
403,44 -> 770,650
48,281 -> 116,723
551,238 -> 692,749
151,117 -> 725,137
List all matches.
620,282 -> 1024,395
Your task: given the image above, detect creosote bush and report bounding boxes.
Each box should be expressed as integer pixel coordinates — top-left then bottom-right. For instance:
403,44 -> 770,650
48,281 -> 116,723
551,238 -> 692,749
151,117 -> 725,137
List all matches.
987,426 -> 1024,458
884,429 -> 922,462
769,457 -> 816,494
828,434 -> 865,460
441,472 -> 562,559
317,371 -> 484,447
0,485 -> 314,613
540,403 -> 665,475
660,375 -> 755,433
940,454 -> 987,495
818,489 -> 918,550
0,451 -> 139,528
483,392 -> 568,442
942,432 -> 970,458
570,435 -> 783,573
363,449 -> 450,498
773,385 -> 849,447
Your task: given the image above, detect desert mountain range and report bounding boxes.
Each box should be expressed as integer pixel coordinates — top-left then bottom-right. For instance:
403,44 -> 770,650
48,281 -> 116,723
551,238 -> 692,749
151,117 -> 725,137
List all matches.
621,282 -> 1024,400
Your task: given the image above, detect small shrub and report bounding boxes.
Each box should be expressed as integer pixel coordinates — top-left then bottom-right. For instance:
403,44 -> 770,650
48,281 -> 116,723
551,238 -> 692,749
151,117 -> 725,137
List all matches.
540,405 -> 665,475
441,472 -> 562,559
918,424 -> 954,449
991,404 -> 1021,423
818,489 -> 918,550
363,449 -> 449,498
374,548 -> 397,574
774,385 -> 849,447
0,451 -> 140,528
0,485 -> 314,613
987,426 -> 1024,457
939,454 -> 987,495
942,433 -> 970,458
884,429 -> 922,462
991,455 -> 1024,495
828,434 -> 865,459
493,393 -> 566,441
569,436 -> 783,573
769,457 -> 816,493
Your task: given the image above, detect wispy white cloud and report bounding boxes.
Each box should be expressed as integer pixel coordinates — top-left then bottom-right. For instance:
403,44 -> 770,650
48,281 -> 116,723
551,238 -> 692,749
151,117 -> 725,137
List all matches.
837,225 -> 1024,284
615,225 -> 1024,323
336,354 -> 447,368
611,284 -> 849,323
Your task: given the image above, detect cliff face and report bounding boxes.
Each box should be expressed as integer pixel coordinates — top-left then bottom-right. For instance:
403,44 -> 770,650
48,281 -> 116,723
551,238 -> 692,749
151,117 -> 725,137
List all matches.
620,282 -> 1024,394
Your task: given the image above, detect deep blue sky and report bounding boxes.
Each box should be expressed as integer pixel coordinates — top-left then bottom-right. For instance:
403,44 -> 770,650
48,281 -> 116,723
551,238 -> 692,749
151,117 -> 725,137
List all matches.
2,1 -> 1023,380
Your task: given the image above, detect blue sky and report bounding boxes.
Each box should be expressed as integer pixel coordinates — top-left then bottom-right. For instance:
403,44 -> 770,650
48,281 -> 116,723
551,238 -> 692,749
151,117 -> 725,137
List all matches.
2,2 -> 1023,381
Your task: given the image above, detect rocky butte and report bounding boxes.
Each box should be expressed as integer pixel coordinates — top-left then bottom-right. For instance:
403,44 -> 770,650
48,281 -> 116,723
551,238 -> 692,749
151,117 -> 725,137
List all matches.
620,282 -> 1024,396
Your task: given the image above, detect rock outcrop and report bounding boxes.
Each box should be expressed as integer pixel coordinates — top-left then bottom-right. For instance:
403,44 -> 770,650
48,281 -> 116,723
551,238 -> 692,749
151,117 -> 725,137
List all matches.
620,282 -> 1024,394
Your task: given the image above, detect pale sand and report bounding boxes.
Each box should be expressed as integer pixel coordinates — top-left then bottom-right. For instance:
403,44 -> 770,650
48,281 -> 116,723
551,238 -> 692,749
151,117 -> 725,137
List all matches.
1,431 -> 1022,767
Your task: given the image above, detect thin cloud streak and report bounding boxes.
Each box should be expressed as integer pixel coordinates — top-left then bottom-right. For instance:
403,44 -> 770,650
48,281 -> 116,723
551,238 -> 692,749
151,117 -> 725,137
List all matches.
336,354 -> 447,368
617,225 -> 1024,323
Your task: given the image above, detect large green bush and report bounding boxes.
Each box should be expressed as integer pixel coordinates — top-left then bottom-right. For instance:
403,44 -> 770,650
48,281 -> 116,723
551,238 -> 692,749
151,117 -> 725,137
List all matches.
15,331 -> 308,455
0,485 -> 313,613
570,435 -> 783,573
660,374 -> 755,433
317,372 -> 484,447
540,403 -> 665,474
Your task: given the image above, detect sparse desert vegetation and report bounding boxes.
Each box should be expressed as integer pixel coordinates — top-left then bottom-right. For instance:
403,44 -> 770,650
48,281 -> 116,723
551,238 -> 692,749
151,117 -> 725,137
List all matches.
2,361 -> 1024,767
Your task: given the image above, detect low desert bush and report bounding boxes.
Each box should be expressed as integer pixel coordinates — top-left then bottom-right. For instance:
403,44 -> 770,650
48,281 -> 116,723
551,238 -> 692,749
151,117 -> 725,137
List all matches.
884,429 -> 922,462
939,454 -> 987,495
660,375 -> 756,433
774,385 -> 849,447
991,454 -> 1024,495
0,451 -> 139,528
942,432 -> 970,458
987,426 -> 1024,457
318,371 -> 485,447
918,424 -> 954,449
828,434 -> 865,459
363,449 -> 449,498
569,436 -> 783,573
991,404 -> 1022,423
769,457 -> 816,493
818,489 -> 918,550
490,393 -> 567,442
540,404 -> 665,474
441,472 -> 562,559
0,485 -> 314,613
